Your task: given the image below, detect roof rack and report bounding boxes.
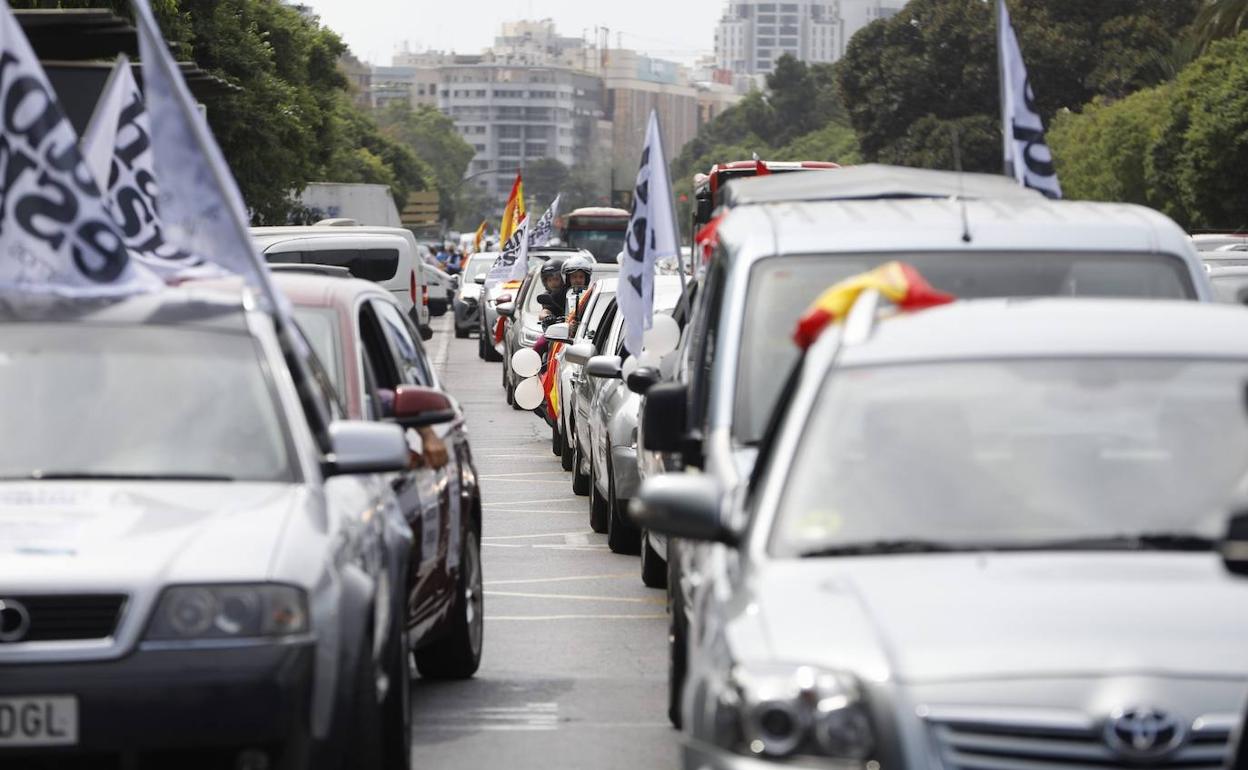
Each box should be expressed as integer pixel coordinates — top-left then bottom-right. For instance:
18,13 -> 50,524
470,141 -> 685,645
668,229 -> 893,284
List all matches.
268,263 -> 352,278
313,218 -> 360,227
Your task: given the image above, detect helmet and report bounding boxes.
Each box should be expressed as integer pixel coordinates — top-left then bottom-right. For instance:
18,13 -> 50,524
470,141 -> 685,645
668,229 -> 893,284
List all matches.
540,257 -> 566,280
561,255 -> 594,281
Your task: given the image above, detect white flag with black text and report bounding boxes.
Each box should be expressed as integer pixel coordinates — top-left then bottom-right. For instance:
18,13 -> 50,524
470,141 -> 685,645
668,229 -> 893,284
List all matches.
999,0 -> 1061,199
528,194 -> 559,249
619,111 -> 679,356
485,215 -> 528,287
0,6 -> 160,297
508,215 -> 531,282
81,56 -> 220,280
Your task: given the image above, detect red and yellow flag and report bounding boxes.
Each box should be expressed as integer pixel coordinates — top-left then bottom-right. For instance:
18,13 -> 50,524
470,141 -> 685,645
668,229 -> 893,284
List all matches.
472,221 -> 487,253
500,174 -> 526,243
793,262 -> 954,349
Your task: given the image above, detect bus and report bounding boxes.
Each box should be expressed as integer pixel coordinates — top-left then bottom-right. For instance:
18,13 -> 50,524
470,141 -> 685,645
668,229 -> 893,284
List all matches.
561,207 -> 629,263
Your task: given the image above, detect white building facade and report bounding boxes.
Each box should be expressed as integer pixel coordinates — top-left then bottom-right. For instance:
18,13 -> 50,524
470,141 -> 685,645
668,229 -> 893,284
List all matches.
714,0 -> 904,74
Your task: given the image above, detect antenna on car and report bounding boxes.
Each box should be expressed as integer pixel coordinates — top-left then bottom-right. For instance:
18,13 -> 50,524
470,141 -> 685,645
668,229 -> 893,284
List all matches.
951,126 -> 973,243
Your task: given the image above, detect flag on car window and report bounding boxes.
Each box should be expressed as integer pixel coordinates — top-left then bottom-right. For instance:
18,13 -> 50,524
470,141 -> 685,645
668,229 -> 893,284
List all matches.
500,173 -> 526,243
998,0 -> 1062,199
0,5 -> 161,297
793,262 -> 955,349
80,56 -> 220,281
619,110 -> 680,356
485,215 -> 528,286
528,194 -> 560,249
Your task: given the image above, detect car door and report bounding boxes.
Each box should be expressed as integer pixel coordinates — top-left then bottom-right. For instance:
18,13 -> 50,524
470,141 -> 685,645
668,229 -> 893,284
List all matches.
589,311 -> 628,490
576,299 -> 618,453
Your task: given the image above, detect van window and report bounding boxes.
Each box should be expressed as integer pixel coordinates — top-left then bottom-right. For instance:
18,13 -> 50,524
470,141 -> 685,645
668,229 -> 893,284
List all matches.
267,248 -> 400,282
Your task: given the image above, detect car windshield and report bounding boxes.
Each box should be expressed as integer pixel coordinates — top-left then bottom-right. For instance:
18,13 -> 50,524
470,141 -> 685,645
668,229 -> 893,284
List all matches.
292,307 -> 344,394
566,230 -> 624,263
1210,273 -> 1248,305
734,252 -> 1197,444
770,358 -> 1248,557
0,325 -> 293,482
465,255 -> 496,281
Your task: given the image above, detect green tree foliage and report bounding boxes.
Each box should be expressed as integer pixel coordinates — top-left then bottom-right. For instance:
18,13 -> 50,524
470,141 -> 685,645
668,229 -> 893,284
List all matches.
838,0 -> 1201,172
375,102 -> 474,223
1192,0 -> 1248,51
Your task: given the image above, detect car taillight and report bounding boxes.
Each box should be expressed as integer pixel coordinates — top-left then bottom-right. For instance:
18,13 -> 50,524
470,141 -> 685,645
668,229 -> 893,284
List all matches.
422,285 -> 429,306
409,270 -> 417,304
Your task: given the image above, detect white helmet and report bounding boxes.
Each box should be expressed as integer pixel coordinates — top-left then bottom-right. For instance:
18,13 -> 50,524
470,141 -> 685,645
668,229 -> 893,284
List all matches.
561,255 -> 594,282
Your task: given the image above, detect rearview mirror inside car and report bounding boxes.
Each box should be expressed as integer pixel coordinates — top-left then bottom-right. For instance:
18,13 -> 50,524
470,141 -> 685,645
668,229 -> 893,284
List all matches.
324,421 -> 408,476
1222,510 -> 1248,577
563,342 -> 595,366
631,475 -> 735,546
627,366 -> 661,395
496,302 -> 515,319
585,355 -> 622,379
392,385 -> 457,429
545,322 -> 572,343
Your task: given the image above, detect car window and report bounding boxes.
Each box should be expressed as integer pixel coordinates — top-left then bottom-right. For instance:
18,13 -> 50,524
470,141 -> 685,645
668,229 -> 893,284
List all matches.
688,255 -> 727,432
373,298 -> 434,387
265,247 -> 400,282
358,301 -> 401,418
292,306 -> 345,395
593,301 -> 618,355
576,290 -> 616,343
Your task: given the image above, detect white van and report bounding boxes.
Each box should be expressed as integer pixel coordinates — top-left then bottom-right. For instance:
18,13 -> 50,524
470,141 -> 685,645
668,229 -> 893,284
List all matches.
251,224 -> 432,336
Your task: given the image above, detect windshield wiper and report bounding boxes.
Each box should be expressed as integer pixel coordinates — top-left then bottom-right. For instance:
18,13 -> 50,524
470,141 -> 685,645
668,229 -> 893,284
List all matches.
1012,532 -> 1216,552
799,539 -> 962,558
8,472 -> 237,482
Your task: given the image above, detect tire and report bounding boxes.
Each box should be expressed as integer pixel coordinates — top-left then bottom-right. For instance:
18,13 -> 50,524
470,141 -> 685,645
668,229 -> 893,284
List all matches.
415,527 -> 484,679
477,329 -> 488,360
572,439 -> 590,496
347,625 -> 383,770
483,330 -> 503,362
589,459 -> 608,534
641,531 -> 667,589
551,424 -> 563,457
606,460 -> 640,555
380,620 -> 412,770
560,426 -> 575,472
668,551 -> 687,729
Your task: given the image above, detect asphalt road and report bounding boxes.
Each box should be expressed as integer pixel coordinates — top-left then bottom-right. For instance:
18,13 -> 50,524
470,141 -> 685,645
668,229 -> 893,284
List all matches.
412,313 -> 681,769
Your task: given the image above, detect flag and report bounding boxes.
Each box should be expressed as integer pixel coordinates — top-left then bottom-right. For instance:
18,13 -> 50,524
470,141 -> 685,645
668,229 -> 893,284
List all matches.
485,215 -> 527,287
528,194 -> 560,248
80,56 -> 217,280
131,0 -> 282,312
998,0 -> 1062,199
619,111 -> 680,355
0,6 -> 160,297
472,220 -> 486,253
500,173 -> 525,243
507,216 -> 531,282
793,262 -> 955,350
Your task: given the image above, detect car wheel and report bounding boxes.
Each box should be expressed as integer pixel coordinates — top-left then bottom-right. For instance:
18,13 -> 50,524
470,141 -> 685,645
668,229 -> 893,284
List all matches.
560,424 -> 575,472
641,531 -> 667,589
380,621 -> 412,770
589,459 -> 608,534
551,424 -> 563,457
572,439 -> 590,496
668,552 -> 687,729
606,459 -> 640,554
477,328 -> 488,360
483,326 -> 503,362
415,527 -> 484,679
346,624 -> 383,769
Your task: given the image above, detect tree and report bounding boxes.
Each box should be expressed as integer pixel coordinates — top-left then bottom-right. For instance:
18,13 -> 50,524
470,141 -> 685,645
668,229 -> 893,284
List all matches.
522,158 -> 570,213
376,102 -> 475,224
1192,0 -> 1248,51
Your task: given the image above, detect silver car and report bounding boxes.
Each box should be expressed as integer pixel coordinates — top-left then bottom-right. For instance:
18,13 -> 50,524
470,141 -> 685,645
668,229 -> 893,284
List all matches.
0,289 -> 423,769
637,297 -> 1248,769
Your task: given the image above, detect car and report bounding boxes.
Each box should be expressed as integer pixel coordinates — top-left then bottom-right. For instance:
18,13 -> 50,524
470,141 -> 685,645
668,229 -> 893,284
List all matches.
547,274 -> 619,473
636,296 -> 1248,769
643,188 -> 1216,726
454,252 -> 499,338
251,223 -> 434,339
0,287 -> 423,770
274,273 -> 484,684
423,262 -> 454,317
576,276 -> 685,553
1207,265 -> 1248,305
481,246 -> 593,363
1192,232 -> 1248,252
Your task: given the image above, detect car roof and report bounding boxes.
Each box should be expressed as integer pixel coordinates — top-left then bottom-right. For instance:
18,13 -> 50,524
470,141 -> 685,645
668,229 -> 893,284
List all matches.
0,287 -> 251,331
828,298 -> 1248,368
270,272 -> 392,310
720,163 -> 1042,209
1192,233 -> 1248,251
254,232 -> 408,252
717,197 -> 1200,265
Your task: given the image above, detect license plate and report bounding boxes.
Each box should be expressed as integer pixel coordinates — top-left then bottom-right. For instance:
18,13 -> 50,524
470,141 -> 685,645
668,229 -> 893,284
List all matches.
0,696 -> 78,747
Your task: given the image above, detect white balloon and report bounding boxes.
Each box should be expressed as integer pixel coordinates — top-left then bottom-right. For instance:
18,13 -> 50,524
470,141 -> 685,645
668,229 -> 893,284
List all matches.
621,357 -> 639,380
511,347 -> 542,378
637,351 -> 661,370
514,376 -> 545,410
643,314 -> 681,357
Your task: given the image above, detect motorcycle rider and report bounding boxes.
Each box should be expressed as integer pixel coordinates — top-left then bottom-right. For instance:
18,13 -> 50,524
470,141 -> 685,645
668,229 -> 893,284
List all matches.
537,257 -> 568,329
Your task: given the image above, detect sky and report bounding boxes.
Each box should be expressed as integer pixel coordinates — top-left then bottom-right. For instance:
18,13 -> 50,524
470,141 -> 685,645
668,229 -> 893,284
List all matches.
306,0 -> 725,66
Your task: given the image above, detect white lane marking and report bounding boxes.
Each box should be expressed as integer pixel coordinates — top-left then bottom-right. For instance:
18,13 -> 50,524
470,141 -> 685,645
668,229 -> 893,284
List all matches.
477,454 -> 563,460
484,572 -> 634,585
482,543 -> 525,548
413,722 -> 670,732
480,478 -> 570,485
481,509 -> 588,515
485,590 -> 665,604
486,614 -> 666,621
414,703 -> 561,732
483,530 -> 595,541
532,543 -> 609,551
432,320 -> 452,370
484,496 -> 584,508
480,471 -> 572,478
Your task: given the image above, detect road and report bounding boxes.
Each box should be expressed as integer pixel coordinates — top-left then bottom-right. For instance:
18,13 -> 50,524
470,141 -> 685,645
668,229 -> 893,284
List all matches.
412,314 -> 681,769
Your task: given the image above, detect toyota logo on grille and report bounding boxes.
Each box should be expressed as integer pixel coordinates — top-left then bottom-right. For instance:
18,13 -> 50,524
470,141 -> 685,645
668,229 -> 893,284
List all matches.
1104,707 -> 1185,761
0,598 -> 31,643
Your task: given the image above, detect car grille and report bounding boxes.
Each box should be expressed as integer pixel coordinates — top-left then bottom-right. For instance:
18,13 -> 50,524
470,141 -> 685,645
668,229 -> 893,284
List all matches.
1,594 -> 126,643
925,707 -> 1233,769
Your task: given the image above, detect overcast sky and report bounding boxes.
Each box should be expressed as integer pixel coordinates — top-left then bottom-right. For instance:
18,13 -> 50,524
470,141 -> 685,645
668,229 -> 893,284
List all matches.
306,0 -> 724,66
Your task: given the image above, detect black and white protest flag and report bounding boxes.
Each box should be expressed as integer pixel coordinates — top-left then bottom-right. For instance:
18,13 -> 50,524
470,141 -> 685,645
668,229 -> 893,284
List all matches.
0,6 -> 160,296
81,56 -> 218,280
528,194 -> 559,249
485,215 -> 528,287
507,215 -> 532,282
619,111 -> 679,356
998,0 -> 1062,199
131,0 -> 282,311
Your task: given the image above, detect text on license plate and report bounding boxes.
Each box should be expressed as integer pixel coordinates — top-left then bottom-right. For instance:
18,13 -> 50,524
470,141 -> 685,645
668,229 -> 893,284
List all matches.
0,696 -> 78,746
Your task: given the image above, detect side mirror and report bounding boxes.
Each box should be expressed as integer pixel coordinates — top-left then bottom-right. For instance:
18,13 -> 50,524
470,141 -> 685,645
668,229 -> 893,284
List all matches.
642,382 -> 688,452
418,324 -> 434,342
473,274 -> 486,284
392,385 -> 457,428
627,366 -> 661,395
631,475 -> 735,545
496,302 -> 515,319
563,342 -> 595,366
545,322 -> 572,343
324,421 -> 408,476
1223,510 -> 1248,577
585,355 -> 622,379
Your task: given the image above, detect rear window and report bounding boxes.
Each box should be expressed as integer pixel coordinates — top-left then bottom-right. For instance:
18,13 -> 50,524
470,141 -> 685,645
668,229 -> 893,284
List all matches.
266,248 -> 400,282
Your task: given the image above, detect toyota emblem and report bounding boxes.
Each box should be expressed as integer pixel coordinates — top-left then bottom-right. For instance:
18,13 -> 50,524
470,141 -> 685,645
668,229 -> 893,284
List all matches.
0,598 -> 31,643
1104,707 -> 1185,761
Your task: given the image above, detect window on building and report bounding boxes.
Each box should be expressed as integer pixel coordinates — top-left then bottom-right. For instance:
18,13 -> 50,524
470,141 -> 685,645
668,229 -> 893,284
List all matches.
498,142 -> 521,157
757,36 -> 775,46
780,2 -> 797,10
498,125 -> 523,138
758,3 -> 776,10
758,14 -> 775,23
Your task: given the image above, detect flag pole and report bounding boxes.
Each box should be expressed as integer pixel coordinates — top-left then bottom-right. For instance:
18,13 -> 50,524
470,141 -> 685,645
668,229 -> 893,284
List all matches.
996,0 -> 1013,179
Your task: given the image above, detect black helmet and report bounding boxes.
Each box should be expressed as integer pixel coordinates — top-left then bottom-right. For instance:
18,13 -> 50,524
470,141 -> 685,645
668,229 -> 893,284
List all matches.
540,257 -> 566,280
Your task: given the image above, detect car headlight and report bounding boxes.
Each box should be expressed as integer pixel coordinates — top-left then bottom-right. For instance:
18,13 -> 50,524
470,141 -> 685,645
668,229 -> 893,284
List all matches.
715,664 -> 876,763
145,584 -> 309,640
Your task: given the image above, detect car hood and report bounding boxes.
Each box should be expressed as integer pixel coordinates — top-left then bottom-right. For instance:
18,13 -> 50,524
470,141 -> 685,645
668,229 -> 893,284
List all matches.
0,481 -> 305,588
459,284 -> 482,301
752,553 -> 1248,683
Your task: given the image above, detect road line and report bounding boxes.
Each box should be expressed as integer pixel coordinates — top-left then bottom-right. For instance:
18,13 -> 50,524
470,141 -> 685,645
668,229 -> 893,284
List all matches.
484,572 -> 634,585
485,590 -> 665,604
486,614 -> 667,621
481,478 -> 570,484
483,530 -> 595,541
482,543 -> 526,548
484,496 -> 585,507
480,471 -> 574,478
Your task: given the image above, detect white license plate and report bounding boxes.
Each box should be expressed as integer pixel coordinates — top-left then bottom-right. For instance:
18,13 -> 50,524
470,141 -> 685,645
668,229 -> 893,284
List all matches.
0,696 -> 78,747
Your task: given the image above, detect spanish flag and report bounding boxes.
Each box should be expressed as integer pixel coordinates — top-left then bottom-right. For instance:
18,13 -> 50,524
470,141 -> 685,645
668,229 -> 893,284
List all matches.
472,221 -> 487,253
793,262 -> 954,349
500,173 -> 525,243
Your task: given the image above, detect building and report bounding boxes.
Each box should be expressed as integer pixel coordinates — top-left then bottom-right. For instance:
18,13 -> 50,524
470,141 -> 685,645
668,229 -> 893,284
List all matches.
714,0 -> 903,74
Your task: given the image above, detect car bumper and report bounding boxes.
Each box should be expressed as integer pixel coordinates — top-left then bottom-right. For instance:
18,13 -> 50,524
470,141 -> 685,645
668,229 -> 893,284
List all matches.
684,740 -> 867,770
0,640 -> 316,766
611,445 -> 641,501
